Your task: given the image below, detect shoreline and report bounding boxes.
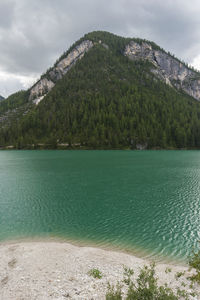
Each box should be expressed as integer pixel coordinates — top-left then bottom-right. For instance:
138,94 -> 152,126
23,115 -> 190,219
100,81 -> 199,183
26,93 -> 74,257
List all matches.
0,235 -> 187,266
0,239 -> 199,299
2,146 -> 200,151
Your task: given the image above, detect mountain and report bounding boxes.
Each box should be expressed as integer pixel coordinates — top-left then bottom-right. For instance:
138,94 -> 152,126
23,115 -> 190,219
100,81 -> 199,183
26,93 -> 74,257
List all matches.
0,95 -> 4,101
1,31 -> 200,149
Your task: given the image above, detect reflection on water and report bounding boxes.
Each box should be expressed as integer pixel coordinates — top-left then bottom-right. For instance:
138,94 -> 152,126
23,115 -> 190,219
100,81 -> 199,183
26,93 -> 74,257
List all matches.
0,150 -> 200,262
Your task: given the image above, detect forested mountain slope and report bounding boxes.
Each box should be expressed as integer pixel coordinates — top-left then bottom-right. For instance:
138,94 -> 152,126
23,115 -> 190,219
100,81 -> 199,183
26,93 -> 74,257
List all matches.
1,31 -> 200,149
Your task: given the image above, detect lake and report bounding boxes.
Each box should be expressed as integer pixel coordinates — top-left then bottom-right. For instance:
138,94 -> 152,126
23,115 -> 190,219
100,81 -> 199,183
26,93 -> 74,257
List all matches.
0,150 -> 200,262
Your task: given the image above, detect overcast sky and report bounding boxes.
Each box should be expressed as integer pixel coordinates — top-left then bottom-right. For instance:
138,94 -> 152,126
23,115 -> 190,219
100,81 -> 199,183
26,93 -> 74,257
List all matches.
1,0 -> 200,97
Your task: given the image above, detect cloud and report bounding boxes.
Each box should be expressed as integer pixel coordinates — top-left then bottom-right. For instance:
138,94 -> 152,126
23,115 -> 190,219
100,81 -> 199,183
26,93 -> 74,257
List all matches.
0,0 -> 15,29
0,0 -> 200,96
0,71 -> 37,97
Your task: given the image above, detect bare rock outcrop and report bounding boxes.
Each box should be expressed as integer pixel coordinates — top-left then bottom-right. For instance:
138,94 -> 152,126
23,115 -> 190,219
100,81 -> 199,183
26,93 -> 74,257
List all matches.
29,40 -> 93,104
49,40 -> 93,81
29,78 -> 55,102
125,41 -> 200,101
29,38 -> 200,105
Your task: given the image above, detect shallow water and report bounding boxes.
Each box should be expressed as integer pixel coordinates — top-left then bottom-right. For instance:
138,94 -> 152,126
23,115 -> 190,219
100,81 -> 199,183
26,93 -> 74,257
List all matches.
0,150 -> 200,262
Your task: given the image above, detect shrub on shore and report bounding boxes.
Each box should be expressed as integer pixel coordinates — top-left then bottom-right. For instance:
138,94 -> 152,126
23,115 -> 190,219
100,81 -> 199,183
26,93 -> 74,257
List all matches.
88,268 -> 103,279
106,263 -> 196,300
188,247 -> 200,284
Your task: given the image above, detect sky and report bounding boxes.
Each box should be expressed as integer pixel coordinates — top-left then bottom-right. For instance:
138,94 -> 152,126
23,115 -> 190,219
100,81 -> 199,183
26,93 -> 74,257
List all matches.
1,0 -> 200,97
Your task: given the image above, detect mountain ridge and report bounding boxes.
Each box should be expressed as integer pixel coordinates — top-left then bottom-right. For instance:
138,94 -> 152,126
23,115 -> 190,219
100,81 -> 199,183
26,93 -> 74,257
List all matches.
1,31 -> 200,149
27,31 -> 200,104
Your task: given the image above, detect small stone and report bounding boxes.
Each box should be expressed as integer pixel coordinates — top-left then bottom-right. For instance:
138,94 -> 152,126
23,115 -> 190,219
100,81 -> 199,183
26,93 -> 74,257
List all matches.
1,276 -> 8,285
63,293 -> 70,298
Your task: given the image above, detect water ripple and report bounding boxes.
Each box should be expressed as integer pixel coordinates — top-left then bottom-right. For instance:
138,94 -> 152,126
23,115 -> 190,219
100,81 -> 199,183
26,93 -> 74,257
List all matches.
0,150 -> 200,262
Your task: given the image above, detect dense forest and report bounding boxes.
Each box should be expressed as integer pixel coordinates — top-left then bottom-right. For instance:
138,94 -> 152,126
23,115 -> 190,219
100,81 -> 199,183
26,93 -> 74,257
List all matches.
1,31 -> 200,149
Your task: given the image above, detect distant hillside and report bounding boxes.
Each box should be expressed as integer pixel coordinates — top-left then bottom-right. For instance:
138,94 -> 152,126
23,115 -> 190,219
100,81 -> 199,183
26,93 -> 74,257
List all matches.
1,31 -> 200,149
0,95 -> 4,101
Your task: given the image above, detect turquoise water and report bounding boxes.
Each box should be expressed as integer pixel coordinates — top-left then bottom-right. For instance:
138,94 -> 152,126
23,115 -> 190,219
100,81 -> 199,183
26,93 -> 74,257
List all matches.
0,150 -> 200,262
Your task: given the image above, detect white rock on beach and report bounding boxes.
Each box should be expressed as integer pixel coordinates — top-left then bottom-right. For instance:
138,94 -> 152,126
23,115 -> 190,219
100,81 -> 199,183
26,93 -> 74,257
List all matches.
0,240 -> 199,300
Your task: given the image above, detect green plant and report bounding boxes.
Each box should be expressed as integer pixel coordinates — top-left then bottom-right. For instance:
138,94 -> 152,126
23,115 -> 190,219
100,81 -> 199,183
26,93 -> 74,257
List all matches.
176,288 -> 190,299
106,282 -> 122,300
165,267 -> 172,274
175,271 -> 185,279
123,265 -> 134,285
88,268 -> 103,279
181,281 -> 186,287
188,247 -> 200,284
106,264 -> 191,300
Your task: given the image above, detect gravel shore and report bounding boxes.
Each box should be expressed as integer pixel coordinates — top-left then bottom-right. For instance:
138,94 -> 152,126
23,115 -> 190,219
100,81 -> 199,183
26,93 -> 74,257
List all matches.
0,240 -> 199,299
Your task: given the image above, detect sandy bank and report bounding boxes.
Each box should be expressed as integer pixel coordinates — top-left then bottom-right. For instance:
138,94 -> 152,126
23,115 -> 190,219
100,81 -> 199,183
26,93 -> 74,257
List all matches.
0,241 -> 199,299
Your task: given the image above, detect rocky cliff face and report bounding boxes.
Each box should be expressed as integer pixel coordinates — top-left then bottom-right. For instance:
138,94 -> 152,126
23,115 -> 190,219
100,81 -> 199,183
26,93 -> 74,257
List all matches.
29,78 -> 55,103
125,41 -> 200,101
29,40 -> 93,103
29,37 -> 200,104
49,40 -> 93,82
